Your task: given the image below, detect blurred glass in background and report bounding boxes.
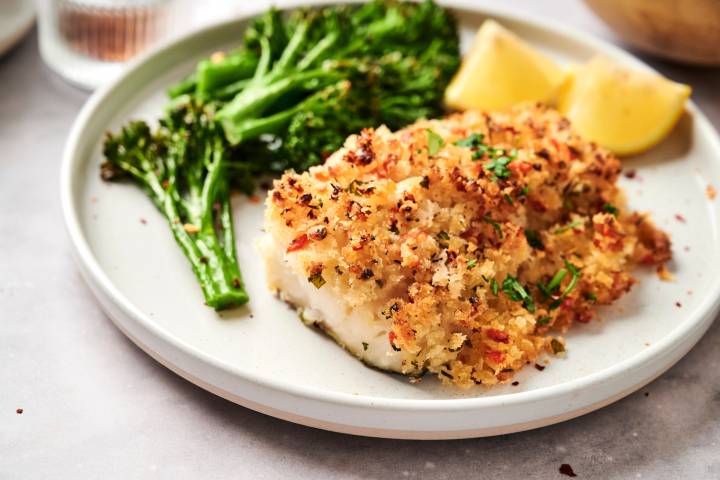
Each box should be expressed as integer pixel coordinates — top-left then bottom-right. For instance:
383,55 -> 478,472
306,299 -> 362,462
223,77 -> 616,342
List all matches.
35,0 -> 265,90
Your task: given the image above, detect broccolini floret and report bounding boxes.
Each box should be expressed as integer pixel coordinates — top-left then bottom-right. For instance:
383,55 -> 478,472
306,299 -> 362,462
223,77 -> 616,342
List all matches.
102,101 -> 248,309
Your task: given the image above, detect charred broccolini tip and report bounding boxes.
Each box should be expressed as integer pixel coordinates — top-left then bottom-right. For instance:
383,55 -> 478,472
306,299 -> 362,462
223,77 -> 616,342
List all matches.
101,101 -> 248,309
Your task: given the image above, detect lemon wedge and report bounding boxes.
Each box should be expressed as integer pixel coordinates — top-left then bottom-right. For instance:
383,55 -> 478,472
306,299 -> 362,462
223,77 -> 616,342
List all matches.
444,20 -> 565,111
558,56 -> 691,156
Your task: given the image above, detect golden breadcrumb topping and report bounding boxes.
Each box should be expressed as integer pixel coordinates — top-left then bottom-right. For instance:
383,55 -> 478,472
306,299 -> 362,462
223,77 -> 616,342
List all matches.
265,103 -> 671,387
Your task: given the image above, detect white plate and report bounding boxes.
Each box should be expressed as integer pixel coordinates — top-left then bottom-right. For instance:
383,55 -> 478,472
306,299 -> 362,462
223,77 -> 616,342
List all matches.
61,1 -> 720,439
0,0 -> 34,56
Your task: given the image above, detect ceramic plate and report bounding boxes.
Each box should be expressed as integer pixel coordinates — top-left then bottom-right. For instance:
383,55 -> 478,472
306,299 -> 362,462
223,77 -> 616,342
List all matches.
61,1 -> 720,439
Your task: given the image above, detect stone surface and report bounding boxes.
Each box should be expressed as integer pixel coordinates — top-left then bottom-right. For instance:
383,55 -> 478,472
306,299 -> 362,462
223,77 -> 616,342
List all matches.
2,1 -> 719,478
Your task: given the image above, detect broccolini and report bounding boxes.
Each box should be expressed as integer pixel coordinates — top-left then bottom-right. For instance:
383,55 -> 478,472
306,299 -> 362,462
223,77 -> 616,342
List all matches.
102,0 -> 460,310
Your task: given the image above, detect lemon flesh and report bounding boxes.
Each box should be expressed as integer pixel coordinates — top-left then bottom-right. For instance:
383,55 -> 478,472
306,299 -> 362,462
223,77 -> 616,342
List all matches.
445,20 -> 565,111
558,56 -> 691,156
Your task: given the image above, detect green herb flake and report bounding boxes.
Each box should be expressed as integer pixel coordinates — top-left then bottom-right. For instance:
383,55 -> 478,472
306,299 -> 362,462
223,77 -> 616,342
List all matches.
347,179 -> 367,195
548,259 -> 581,310
551,338 -> 565,354
554,219 -> 582,235
562,259 -> 580,297
524,229 -> 544,250
519,186 -> 529,196
426,129 -> 445,156
483,215 -> 503,239
501,275 -> 536,313
491,278 -> 499,296
467,258 -> 478,270
362,342 -> 369,351
308,272 -> 326,289
536,316 -> 552,326
436,230 -> 450,248
584,292 -> 597,302
603,203 -> 619,216
453,133 -> 485,148
484,155 -> 513,181
547,268 -> 568,293
503,193 -> 514,205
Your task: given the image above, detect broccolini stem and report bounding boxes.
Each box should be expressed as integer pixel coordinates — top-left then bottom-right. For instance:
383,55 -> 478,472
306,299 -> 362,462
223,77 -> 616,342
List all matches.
297,31 -> 339,71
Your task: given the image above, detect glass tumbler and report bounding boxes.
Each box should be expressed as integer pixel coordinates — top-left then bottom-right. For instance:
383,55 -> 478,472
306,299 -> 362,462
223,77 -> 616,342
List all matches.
36,0 -> 180,90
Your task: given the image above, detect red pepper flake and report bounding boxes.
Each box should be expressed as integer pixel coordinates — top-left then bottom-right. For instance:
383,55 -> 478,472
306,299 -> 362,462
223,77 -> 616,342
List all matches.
674,214 -> 686,223
508,161 -> 531,175
16,408 -> 23,414
511,381 -> 519,386
388,331 -> 401,351
559,464 -> 577,477
534,363 -> 545,371
486,328 -> 509,343
139,217 -> 147,225
675,301 -> 682,308
485,350 -> 504,364
624,169 -> 636,179
286,234 -> 309,253
249,195 -> 260,204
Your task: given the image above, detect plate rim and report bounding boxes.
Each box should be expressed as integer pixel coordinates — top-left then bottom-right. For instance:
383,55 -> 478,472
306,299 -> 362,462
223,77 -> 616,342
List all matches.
61,0 -> 720,427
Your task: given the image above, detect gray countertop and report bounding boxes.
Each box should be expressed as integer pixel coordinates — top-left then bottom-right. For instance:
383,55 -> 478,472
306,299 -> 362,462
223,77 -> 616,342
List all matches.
2,1 -> 719,478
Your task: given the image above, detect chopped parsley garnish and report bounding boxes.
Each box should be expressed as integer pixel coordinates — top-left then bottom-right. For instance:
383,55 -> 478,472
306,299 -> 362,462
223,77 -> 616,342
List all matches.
501,275 -> 536,313
453,133 -> 489,159
554,219 -> 582,234
490,278 -> 499,296
466,258 -> 478,270
584,291 -> 597,301
547,268 -> 568,293
485,155 -> 513,180
483,215 -> 503,239
603,203 -> 619,216
426,129 -> 445,156
537,316 -> 552,326
549,259 -> 581,310
519,186 -> 529,196
362,342 -> 369,351
551,338 -> 565,354
308,272 -> 326,289
524,229 -> 544,250
503,193 -> 514,205
454,133 -> 485,148
562,259 -> 580,297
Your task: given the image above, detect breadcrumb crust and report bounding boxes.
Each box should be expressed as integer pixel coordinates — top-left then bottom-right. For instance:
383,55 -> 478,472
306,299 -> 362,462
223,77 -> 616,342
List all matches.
264,103 -> 671,387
